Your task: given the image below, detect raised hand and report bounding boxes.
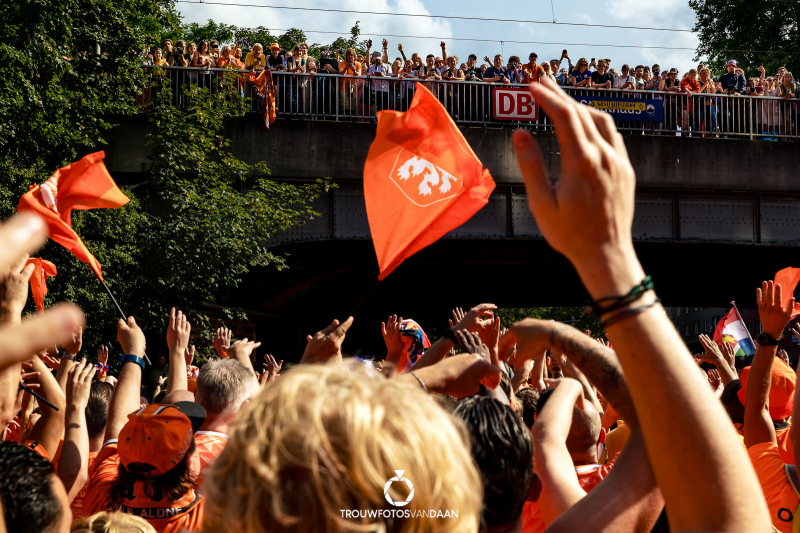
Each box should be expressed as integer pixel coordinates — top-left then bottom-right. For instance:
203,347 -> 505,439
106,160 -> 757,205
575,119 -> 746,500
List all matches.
66,359 -> 95,410
697,334 -> 724,365
757,280 -> 794,339
300,317 -> 354,365
117,316 -> 146,357
97,344 -> 109,367
720,340 -> 736,372
448,307 -> 466,328
381,315 -> 405,369
456,330 -> 489,360
262,353 -> 283,384
498,318 -> 552,365
0,255 -> 35,324
453,304 -> 497,333
62,325 -> 83,356
184,345 -> 196,367
397,43 -> 404,52
229,338 -> 262,364
777,349 -> 791,367
485,316 -> 502,367
214,326 -> 232,357
166,308 -> 191,355
382,38 -> 388,49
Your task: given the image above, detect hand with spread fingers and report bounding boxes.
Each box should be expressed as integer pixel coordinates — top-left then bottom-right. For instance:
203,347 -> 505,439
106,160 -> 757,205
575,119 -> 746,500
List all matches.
214,326 -> 232,358
262,353 -> 283,384
757,280 -> 794,340
381,315 -> 405,370
97,345 -> 109,367
452,304 -> 497,334
301,317 -> 354,365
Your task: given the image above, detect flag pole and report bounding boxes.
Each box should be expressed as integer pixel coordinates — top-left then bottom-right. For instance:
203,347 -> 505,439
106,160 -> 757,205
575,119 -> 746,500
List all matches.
731,301 -> 757,367
99,278 -> 152,366
19,382 -> 59,411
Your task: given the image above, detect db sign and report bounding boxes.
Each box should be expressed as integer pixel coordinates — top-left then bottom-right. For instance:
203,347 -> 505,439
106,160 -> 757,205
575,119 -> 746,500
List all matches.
493,88 -> 537,121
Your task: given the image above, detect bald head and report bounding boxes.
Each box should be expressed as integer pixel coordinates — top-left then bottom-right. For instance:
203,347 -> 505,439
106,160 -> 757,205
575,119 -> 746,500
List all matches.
163,390 -> 195,404
535,387 -> 602,461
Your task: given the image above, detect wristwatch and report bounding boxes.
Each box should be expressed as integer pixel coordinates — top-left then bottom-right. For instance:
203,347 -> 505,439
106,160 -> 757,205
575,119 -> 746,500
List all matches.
58,349 -> 76,361
756,333 -> 780,346
443,328 -> 459,344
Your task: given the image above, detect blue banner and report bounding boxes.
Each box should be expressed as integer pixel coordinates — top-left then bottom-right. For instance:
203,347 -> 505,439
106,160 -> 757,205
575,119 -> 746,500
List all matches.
569,95 -> 664,123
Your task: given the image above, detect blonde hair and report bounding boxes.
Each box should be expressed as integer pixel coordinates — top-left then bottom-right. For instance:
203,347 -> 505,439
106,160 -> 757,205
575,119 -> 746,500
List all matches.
71,511 -> 156,533
252,43 -> 263,52
203,361 -> 482,533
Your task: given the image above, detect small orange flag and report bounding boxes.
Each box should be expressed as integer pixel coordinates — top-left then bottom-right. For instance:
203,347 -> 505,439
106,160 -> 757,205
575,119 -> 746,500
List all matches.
364,85 -> 495,279
17,152 -> 129,281
775,267 -> 800,318
25,258 -> 57,313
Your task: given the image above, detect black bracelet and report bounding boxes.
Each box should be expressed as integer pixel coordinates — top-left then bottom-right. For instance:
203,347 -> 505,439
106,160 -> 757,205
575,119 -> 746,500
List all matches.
600,298 -> 662,328
443,327 -> 459,344
585,276 -> 654,317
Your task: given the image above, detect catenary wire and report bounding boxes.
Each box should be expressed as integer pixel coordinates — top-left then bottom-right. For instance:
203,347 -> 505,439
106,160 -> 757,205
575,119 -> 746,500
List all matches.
177,0 -> 696,33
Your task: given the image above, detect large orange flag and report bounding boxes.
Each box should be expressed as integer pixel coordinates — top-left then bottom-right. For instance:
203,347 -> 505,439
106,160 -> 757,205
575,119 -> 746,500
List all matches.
25,258 -> 57,313
364,85 -> 495,279
775,267 -> 800,318
17,152 -> 129,280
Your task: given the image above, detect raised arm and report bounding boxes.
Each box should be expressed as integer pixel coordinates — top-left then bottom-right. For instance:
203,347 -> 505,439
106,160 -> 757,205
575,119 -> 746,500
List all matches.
165,308 -> 190,395
531,378 -> 588,523
744,280 -> 793,448
103,317 -> 146,443
57,359 -> 95,503
228,338 -> 261,377
413,304 -> 496,370
27,354 -> 66,458
697,334 -> 738,386
55,325 -> 82,393
397,43 -> 407,63
511,77 -> 769,531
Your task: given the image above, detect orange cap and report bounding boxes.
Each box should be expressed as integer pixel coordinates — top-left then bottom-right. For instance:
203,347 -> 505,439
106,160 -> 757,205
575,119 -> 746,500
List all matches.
738,360 -> 796,420
269,42 -> 281,50
118,404 -> 202,477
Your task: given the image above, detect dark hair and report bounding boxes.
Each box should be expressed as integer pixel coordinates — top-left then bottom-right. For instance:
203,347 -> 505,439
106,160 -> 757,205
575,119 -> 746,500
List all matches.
0,442 -> 63,533
86,381 -> 114,440
426,54 -> 435,60
468,54 -> 477,60
111,438 -> 197,503
454,396 -> 534,529
433,394 -> 459,413
499,372 -> 513,401
720,379 -> 744,426
516,388 -> 540,429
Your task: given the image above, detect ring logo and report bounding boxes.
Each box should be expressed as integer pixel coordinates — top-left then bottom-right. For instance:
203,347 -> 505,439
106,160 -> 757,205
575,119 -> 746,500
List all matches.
384,470 -> 414,507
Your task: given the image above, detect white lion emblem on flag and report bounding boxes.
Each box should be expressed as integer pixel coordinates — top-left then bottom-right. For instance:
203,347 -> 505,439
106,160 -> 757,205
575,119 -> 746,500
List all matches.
396,156 -> 458,196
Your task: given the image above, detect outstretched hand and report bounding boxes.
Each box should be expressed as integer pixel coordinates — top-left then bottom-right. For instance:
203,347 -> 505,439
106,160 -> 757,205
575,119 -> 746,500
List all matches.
757,280 -> 794,339
66,359 -> 95,409
166,308 -> 191,354
300,317 -> 354,364
262,353 -> 283,384
452,304 -> 497,334
382,315 -> 405,367
214,326 -> 232,357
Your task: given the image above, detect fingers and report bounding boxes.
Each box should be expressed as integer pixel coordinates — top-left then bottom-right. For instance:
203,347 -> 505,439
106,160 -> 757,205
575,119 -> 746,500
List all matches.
528,78 -> 589,151
332,316 -> 354,339
0,303 -> 85,371
0,213 -> 48,273
170,307 -> 176,330
319,319 -> 341,336
513,128 -> 556,215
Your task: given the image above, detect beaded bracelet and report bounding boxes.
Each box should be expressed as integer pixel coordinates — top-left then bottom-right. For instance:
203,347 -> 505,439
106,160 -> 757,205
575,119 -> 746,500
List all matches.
585,276 -> 654,317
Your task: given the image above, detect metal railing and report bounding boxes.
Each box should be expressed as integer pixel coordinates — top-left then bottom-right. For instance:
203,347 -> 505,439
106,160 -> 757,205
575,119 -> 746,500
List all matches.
139,66 -> 800,140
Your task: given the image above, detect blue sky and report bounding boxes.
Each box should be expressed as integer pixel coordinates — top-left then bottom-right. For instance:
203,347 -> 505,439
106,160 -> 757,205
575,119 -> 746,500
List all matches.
178,0 -> 702,73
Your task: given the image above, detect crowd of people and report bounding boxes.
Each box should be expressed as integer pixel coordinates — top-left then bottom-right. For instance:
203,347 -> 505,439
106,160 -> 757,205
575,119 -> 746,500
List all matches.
142,37 -> 799,137
3,79 -> 800,533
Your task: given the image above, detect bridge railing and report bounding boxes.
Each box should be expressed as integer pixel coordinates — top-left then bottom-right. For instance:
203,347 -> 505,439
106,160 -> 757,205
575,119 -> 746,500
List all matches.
139,66 -> 800,140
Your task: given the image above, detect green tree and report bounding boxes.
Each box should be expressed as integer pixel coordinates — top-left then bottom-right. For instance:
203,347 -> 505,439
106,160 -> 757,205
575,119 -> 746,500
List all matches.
689,0 -> 800,76
496,308 -> 604,338
182,19 -> 237,46
277,28 -> 307,52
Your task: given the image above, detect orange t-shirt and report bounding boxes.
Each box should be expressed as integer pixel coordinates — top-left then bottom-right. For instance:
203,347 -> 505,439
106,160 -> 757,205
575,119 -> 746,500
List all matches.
522,454 -> 618,533
747,441 -> 799,533
339,61 -> 362,90
194,431 -> 228,486
522,64 -> 545,84
776,424 -> 795,465
70,451 -> 99,522
84,442 -> 204,533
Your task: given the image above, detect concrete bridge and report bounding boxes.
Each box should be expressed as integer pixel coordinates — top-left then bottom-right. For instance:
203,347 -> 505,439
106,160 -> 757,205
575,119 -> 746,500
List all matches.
104,116 -> 800,357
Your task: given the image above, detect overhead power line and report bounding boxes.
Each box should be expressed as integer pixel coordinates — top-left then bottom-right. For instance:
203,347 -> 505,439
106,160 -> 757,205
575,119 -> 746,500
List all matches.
176,0 -> 696,33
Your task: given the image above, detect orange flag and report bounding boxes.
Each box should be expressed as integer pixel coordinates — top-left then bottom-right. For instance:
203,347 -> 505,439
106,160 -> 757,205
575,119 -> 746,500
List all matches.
364,85 -> 495,279
25,258 -> 57,313
17,152 -> 129,281
775,267 -> 800,318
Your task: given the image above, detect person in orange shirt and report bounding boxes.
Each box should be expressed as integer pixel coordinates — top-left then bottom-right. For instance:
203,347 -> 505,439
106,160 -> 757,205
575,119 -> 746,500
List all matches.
743,280 -> 800,533
83,317 -> 205,533
521,52 -> 545,84
338,48 -> 361,115
193,358 -> 259,485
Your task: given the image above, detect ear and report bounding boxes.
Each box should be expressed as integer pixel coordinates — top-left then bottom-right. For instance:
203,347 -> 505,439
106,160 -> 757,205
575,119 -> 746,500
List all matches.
526,472 -> 542,502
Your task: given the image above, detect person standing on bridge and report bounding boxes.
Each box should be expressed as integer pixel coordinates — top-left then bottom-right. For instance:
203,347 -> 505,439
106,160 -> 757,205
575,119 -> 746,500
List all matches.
718,59 -> 746,137
367,49 -> 392,113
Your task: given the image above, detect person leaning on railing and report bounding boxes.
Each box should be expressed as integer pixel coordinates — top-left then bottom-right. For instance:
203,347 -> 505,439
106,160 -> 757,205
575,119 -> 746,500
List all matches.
441,55 -> 464,118
591,60 -> 613,89
680,69 -> 701,137
244,43 -> 267,73
338,48 -> 361,116
570,58 -> 592,88
697,67 -> 720,135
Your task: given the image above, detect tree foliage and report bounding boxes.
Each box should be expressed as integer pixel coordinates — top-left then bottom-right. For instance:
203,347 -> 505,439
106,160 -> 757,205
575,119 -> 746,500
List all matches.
690,0 -> 800,76
0,1 -> 330,361
496,308 -> 604,338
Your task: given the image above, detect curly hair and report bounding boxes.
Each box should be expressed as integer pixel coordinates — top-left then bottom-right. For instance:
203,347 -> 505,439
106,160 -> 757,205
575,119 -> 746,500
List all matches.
203,361 -> 482,533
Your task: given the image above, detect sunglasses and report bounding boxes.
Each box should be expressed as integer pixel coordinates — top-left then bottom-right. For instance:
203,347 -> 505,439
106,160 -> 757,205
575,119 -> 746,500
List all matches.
580,63 -> 588,66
